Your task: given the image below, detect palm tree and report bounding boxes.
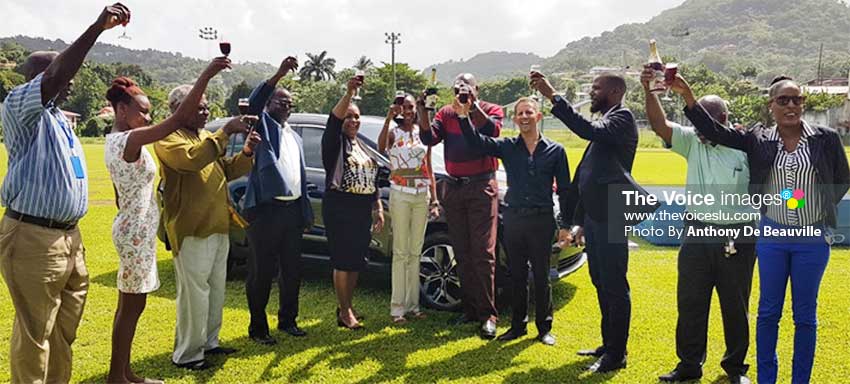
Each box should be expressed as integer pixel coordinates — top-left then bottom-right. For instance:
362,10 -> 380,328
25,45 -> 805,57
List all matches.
353,56 -> 373,71
299,51 -> 337,81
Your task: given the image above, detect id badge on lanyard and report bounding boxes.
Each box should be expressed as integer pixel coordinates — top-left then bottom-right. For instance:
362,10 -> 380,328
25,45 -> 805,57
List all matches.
57,114 -> 85,179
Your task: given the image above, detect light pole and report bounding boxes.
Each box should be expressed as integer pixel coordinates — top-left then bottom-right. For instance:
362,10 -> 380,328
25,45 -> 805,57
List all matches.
385,32 -> 401,92
199,27 -> 218,59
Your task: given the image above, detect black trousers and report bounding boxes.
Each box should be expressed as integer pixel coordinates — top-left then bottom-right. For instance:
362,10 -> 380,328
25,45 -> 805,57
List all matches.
245,199 -> 304,336
504,210 -> 556,334
675,221 -> 756,377
584,214 -> 630,359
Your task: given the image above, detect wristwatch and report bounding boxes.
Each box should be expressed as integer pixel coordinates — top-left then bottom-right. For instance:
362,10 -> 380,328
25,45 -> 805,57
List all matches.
552,94 -> 566,104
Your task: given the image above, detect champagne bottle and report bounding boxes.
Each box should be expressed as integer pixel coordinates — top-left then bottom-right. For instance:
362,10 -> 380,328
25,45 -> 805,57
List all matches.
648,40 -> 666,93
425,68 -> 439,111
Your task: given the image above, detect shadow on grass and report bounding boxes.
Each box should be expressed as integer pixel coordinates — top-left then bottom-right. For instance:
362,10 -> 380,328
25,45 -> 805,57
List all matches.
502,358 -> 625,384
85,256 -> 580,383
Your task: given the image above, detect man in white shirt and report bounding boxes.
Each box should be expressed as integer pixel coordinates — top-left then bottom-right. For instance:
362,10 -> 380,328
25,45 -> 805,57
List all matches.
242,57 -> 314,345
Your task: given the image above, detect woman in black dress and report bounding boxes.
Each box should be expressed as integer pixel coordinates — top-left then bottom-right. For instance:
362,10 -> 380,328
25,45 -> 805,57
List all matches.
322,75 -> 385,329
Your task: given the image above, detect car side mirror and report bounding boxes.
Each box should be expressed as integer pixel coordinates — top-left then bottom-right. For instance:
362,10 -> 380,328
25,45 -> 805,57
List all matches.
377,166 -> 391,188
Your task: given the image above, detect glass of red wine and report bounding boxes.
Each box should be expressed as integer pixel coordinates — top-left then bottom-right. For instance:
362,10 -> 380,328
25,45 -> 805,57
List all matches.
219,36 -> 231,72
662,63 -> 678,101
353,69 -> 365,101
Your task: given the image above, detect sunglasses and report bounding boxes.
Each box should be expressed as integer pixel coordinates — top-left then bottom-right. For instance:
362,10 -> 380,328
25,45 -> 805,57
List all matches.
772,95 -> 806,106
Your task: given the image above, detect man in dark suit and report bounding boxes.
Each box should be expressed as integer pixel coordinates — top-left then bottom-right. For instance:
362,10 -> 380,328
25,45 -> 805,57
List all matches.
533,72 -> 637,373
242,56 -> 314,345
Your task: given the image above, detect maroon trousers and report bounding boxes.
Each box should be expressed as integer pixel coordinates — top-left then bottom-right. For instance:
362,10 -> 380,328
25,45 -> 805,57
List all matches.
442,178 -> 499,322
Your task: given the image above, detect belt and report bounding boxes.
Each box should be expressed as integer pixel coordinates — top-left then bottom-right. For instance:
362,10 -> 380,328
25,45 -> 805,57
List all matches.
506,206 -> 553,216
5,209 -> 78,230
391,184 -> 429,194
445,172 -> 495,185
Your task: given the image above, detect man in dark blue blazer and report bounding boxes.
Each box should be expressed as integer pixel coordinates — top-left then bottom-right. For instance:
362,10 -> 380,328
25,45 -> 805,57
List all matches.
533,71 -> 638,374
242,57 -> 314,345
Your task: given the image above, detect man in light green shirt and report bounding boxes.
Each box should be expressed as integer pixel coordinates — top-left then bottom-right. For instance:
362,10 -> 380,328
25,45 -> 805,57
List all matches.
642,67 -> 756,384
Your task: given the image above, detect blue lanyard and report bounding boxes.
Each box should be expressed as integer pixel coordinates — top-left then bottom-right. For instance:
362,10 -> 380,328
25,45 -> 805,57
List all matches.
52,107 -> 75,150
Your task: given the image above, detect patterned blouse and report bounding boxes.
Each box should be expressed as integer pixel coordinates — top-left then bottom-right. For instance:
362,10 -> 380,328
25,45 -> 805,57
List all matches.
341,140 -> 377,195
765,122 -> 823,226
387,126 -> 430,192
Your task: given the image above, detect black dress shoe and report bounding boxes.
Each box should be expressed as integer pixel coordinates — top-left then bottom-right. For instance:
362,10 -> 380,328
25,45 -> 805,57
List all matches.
537,332 -> 556,346
278,325 -> 307,337
205,346 -> 238,355
728,374 -> 751,384
577,345 -> 606,357
250,333 -> 277,346
496,327 -> 527,341
658,368 -> 701,382
173,359 -> 212,371
587,354 -> 627,374
479,319 -> 497,339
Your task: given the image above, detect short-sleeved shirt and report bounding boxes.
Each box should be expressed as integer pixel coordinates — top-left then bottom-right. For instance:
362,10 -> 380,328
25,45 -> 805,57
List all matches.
1,73 -> 88,222
668,123 -> 751,224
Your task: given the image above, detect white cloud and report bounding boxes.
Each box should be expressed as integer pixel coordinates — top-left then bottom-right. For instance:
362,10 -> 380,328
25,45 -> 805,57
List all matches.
0,0 -> 685,70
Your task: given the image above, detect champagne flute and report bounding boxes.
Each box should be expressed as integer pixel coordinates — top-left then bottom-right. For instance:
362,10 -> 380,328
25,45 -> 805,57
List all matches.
353,69 -> 365,101
219,35 -> 232,72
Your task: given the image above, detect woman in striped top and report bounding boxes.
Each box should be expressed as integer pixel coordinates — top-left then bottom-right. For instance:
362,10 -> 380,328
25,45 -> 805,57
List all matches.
673,75 -> 850,384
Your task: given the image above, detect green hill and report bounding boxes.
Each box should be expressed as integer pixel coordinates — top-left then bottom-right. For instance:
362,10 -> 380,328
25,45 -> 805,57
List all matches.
428,0 -> 850,85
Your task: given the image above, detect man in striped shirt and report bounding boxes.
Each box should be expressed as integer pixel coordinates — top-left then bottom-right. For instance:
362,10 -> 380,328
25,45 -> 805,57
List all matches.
0,4 -> 130,383
417,73 -> 504,339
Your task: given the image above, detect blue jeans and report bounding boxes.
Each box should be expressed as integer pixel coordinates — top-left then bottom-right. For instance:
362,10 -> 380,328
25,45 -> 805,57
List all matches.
755,217 -> 830,384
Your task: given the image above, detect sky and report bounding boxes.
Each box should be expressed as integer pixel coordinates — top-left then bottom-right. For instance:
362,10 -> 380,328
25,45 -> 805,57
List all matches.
0,0 -> 685,71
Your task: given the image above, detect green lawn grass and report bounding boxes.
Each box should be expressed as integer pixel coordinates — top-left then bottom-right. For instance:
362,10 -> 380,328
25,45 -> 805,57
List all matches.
1,144 -> 850,383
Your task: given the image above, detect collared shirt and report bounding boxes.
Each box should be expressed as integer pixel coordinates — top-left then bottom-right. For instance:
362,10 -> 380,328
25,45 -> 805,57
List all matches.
1,73 -> 88,222
420,101 -> 503,177
458,118 -> 571,228
154,128 -> 253,253
765,122 -> 823,226
667,123 -> 752,224
274,122 -> 302,201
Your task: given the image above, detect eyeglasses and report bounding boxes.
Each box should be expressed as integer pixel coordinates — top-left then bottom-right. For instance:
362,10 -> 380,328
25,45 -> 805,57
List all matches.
772,95 -> 806,106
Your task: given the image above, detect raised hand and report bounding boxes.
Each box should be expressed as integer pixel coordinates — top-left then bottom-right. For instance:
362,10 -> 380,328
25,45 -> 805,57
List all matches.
200,56 -> 232,80
347,76 -> 363,95
277,56 -> 299,77
242,129 -> 262,156
530,72 -> 556,100
387,104 -> 402,118
97,2 -> 130,31
222,115 -> 257,136
640,65 -> 655,91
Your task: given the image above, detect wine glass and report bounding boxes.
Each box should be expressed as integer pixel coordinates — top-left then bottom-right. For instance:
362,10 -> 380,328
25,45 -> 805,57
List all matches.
353,69 -> 365,101
529,64 -> 542,96
661,63 -> 678,101
219,35 -> 231,72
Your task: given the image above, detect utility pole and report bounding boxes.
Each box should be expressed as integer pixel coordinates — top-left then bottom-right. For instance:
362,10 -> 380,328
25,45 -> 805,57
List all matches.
385,32 -> 401,92
817,42 -> 824,86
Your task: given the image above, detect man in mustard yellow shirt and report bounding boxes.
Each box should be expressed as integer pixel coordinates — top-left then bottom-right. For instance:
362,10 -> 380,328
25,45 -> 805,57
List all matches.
155,85 -> 260,370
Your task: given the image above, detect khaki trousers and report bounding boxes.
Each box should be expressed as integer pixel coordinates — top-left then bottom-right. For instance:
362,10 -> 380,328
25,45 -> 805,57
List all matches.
388,190 -> 429,317
0,216 -> 88,384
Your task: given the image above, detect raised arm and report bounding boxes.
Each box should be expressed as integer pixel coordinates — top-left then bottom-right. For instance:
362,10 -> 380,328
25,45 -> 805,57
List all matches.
154,117 -> 250,173
416,93 -> 442,146
469,100 -> 503,137
41,3 -> 130,106
458,112 -> 503,158
332,76 -> 359,120
249,56 -> 298,115
641,65 -> 673,145
671,74 -> 751,152
123,57 -> 231,162
378,105 -> 401,154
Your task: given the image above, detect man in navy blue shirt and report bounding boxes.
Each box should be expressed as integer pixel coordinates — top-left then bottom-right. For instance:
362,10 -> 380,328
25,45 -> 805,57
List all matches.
243,56 -> 314,345
459,96 -> 572,346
